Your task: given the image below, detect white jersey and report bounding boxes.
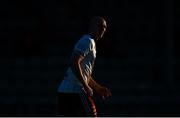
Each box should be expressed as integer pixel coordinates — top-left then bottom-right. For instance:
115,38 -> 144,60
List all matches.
57,34 -> 96,93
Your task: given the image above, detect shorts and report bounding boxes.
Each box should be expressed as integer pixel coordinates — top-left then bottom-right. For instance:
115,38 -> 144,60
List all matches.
56,92 -> 97,117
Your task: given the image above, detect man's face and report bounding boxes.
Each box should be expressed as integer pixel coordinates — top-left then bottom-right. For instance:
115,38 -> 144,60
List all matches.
99,20 -> 107,38
98,20 -> 107,38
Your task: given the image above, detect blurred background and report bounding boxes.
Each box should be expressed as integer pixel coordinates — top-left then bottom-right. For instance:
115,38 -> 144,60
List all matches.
0,0 -> 179,116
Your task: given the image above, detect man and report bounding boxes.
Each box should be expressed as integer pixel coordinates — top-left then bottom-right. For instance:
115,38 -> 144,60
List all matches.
57,16 -> 112,117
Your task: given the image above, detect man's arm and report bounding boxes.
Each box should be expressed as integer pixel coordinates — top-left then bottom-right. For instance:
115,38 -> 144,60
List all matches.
89,76 -> 112,98
71,54 -> 93,96
88,76 -> 102,91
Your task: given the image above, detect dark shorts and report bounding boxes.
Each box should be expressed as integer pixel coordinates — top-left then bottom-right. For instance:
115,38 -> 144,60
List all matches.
56,92 -> 97,117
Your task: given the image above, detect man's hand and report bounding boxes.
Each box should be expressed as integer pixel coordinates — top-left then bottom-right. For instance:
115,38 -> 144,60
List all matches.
88,76 -> 112,99
96,86 -> 112,99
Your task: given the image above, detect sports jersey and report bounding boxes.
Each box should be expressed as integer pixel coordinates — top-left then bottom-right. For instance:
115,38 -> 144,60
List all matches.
57,34 -> 96,93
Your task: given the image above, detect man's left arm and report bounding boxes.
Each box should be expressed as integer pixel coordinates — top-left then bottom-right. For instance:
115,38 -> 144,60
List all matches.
88,76 -> 112,99
88,76 -> 101,90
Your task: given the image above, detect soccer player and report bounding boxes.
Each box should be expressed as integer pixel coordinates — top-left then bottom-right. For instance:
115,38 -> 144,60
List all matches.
57,16 -> 112,117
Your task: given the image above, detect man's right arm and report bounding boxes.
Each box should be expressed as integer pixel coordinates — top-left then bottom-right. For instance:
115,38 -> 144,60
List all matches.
70,54 -> 93,96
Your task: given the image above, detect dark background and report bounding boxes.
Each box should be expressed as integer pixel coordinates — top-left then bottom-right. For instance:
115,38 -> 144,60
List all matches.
0,0 -> 179,116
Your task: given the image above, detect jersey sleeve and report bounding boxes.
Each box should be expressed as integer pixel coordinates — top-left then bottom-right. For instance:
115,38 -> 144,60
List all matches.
73,38 -> 92,57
